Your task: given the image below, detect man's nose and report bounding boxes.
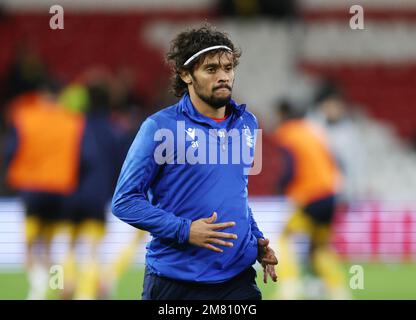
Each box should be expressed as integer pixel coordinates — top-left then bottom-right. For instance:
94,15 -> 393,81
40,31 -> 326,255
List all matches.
217,68 -> 230,82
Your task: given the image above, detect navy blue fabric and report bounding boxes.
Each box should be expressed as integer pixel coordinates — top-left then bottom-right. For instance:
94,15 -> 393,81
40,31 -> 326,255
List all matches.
3,126 -> 18,170
276,146 -> 295,194
142,266 -> 262,300
62,111 -> 122,223
21,191 -> 64,222
304,195 -> 336,225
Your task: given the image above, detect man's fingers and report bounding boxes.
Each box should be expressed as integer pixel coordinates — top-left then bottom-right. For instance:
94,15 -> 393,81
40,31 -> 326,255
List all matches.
267,265 -> 278,282
262,265 -> 277,284
204,212 -> 217,224
261,247 -> 278,264
210,221 -> 236,230
258,238 -> 269,247
204,243 -> 223,253
208,238 -> 234,248
262,257 -> 278,265
209,231 -> 238,240
263,266 -> 268,284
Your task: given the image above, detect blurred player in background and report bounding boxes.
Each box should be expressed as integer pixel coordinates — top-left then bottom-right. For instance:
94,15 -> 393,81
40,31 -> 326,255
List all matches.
102,229 -> 147,298
98,68 -> 149,298
272,99 -> 350,300
59,77 -> 123,300
112,24 -> 278,300
310,82 -> 364,208
4,81 -> 84,299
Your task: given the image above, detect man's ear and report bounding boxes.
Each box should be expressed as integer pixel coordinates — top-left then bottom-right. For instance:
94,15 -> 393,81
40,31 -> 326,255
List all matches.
180,71 -> 192,85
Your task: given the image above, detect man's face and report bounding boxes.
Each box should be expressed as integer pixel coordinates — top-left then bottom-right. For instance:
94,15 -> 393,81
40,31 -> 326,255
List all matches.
320,97 -> 345,123
188,52 -> 235,109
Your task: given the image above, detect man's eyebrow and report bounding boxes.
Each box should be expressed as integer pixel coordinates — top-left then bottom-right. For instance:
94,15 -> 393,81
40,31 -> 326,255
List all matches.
203,63 -> 220,69
203,62 -> 233,69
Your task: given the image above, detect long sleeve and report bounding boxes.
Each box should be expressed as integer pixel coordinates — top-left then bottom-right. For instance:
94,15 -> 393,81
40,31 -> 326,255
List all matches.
248,206 -> 264,240
276,146 -> 295,194
111,118 -> 191,244
4,126 -> 18,170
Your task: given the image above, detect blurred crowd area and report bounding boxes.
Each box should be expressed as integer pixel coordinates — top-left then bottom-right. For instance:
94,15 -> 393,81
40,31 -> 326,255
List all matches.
0,0 -> 415,203
0,51 -> 155,195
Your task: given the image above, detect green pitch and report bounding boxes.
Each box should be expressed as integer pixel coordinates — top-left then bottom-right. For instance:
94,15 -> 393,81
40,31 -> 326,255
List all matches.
1,263 -> 415,300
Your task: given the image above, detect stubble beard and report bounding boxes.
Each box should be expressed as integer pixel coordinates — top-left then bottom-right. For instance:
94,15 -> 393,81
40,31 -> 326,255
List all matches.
193,80 -> 232,109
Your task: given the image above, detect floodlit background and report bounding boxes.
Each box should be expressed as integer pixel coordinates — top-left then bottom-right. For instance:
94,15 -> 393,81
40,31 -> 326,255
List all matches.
0,0 -> 415,299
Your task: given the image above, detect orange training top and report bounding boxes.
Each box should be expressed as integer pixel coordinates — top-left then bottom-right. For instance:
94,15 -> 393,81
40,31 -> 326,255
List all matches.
6,93 -> 85,194
273,119 -> 342,206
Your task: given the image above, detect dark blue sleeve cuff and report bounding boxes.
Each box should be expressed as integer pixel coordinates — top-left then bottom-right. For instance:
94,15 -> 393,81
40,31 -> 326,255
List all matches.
177,218 -> 192,244
252,230 -> 264,240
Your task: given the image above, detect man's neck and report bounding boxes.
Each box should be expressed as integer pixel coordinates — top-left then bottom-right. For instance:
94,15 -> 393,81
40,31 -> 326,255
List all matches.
188,90 -> 226,119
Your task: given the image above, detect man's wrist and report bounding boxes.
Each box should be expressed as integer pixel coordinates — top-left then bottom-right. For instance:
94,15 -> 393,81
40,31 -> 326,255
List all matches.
253,231 -> 265,241
177,217 -> 192,244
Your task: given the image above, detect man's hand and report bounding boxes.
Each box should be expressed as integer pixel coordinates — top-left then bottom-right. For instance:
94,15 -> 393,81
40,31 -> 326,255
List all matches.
189,212 -> 237,253
257,238 -> 278,283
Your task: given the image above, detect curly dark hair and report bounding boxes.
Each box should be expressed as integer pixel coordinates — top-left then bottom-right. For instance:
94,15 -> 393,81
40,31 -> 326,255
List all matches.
166,24 -> 241,97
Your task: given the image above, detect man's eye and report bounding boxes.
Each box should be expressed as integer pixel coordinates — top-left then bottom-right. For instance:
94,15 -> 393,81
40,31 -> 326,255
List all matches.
206,68 -> 215,73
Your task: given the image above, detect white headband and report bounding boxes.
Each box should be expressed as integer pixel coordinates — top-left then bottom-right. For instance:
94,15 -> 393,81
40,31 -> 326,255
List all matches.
183,45 -> 232,66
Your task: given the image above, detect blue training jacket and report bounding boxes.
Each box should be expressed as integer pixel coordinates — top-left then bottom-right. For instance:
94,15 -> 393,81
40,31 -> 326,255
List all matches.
112,93 -> 264,283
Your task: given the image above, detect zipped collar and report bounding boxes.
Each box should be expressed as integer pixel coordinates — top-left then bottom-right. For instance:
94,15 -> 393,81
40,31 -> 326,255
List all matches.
179,92 -> 246,128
